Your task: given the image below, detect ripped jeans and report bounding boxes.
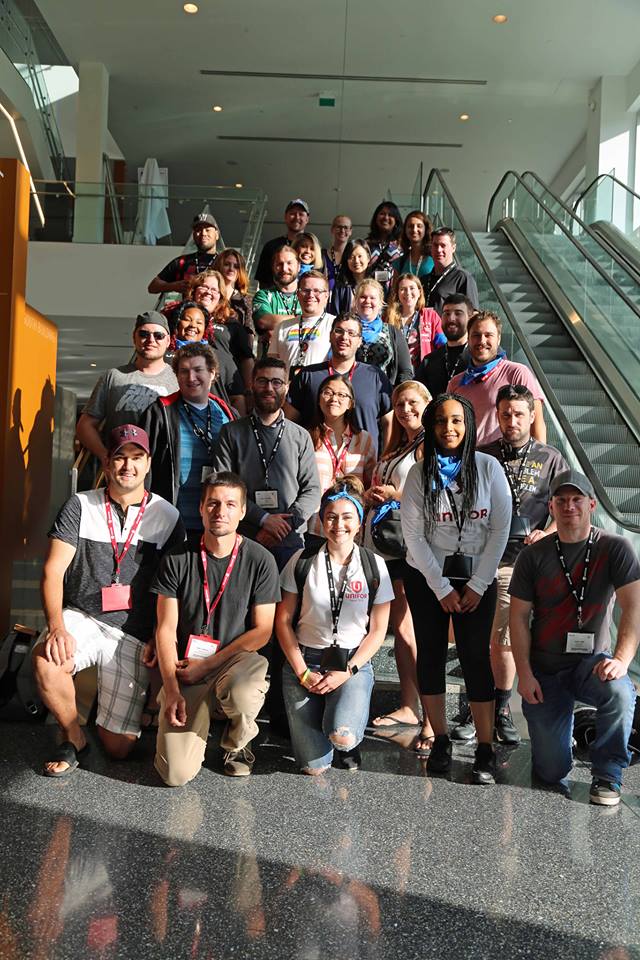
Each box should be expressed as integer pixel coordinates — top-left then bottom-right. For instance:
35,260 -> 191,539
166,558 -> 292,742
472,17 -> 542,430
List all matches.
283,645 -> 374,772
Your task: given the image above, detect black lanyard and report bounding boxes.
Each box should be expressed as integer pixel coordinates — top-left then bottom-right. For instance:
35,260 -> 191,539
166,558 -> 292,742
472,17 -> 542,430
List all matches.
444,345 -> 465,380
427,262 -> 456,302
555,527 -> 594,630
297,311 -> 326,360
250,414 -> 286,487
445,487 -> 465,549
499,438 -> 533,514
325,548 -> 352,639
182,400 -> 213,454
278,289 -> 298,313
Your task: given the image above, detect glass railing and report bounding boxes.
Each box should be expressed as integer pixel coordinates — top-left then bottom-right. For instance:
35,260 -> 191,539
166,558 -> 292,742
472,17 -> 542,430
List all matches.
574,174 -> 640,259
487,172 -> 640,393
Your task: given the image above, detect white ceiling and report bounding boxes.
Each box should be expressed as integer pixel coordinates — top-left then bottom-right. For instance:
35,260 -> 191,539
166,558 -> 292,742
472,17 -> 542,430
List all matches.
34,0 -> 640,237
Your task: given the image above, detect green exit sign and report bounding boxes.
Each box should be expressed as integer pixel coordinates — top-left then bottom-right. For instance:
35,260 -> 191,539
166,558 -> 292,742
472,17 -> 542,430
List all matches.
319,96 -> 336,107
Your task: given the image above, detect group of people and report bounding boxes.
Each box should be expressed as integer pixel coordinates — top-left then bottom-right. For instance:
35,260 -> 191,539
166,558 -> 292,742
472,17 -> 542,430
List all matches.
33,198 -> 639,807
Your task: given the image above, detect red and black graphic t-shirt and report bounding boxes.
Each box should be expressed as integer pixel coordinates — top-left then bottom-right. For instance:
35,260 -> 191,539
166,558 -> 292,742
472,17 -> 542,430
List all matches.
509,527 -> 640,674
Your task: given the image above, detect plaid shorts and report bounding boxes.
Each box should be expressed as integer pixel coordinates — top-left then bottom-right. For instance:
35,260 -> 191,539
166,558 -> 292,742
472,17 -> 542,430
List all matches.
37,607 -> 150,736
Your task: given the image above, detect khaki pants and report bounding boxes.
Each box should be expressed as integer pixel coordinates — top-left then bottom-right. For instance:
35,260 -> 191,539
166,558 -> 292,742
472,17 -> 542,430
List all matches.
154,650 -> 269,787
491,563 -> 515,647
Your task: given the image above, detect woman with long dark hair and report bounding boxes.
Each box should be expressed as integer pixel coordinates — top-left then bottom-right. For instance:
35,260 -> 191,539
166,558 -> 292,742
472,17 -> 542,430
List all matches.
366,201 -> 404,293
396,210 -> 434,280
400,393 -> 511,783
330,240 -> 371,316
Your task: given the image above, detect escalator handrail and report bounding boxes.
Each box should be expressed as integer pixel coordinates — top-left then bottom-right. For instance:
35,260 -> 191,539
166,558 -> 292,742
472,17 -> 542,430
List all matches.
485,170 -> 640,324
424,167 -> 640,534
572,172 -> 640,213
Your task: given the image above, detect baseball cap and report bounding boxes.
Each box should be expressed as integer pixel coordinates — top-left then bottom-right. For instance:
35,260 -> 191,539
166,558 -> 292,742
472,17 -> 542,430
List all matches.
285,198 -> 310,215
550,470 -> 595,499
107,424 -> 151,456
134,310 -> 170,334
192,213 -> 218,229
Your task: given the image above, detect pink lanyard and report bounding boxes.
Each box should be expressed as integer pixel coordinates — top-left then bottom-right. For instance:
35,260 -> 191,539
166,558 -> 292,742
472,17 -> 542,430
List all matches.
200,534 -> 242,628
328,362 -> 356,381
104,491 -> 148,584
323,429 -> 352,479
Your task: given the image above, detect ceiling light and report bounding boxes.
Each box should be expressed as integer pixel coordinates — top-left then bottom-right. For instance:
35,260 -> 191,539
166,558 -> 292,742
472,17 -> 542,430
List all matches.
90,362 -> 97,367
459,113 -> 470,121
235,183 -> 243,188
212,105 -> 223,112
183,3 -> 198,13
492,14 -> 508,23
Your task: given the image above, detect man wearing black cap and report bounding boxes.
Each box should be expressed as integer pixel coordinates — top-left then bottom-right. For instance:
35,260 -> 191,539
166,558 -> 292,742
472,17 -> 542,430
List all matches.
254,198 -> 310,290
33,424 -> 184,777
509,469 -> 640,806
77,310 -> 178,469
148,213 -> 220,295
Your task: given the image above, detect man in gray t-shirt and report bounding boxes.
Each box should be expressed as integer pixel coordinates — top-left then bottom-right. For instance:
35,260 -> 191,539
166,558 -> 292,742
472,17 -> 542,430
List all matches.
509,470 -> 640,806
76,311 -> 177,469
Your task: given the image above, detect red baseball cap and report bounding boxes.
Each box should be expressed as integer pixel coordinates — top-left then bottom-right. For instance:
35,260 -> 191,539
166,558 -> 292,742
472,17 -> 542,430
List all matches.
107,424 -> 151,456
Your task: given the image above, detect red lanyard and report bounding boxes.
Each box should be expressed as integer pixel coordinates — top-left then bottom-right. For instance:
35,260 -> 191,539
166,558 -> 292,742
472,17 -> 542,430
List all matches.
200,534 -> 242,629
323,429 -> 352,478
104,491 -> 148,584
328,362 -> 356,381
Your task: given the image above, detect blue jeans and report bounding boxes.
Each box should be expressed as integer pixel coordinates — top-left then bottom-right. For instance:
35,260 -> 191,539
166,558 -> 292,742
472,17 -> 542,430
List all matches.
282,647 -> 374,772
522,652 -> 636,787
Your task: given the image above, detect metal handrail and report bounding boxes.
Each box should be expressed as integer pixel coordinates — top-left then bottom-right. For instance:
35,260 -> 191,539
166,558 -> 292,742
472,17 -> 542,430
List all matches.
573,172 -> 640,213
486,170 -> 640,324
424,167 -> 640,534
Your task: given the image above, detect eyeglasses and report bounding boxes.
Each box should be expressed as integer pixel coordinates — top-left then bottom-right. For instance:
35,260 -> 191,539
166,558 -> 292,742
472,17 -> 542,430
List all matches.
298,288 -> 327,297
320,389 -> 351,402
137,330 -> 166,341
254,377 -> 286,389
332,328 -> 361,339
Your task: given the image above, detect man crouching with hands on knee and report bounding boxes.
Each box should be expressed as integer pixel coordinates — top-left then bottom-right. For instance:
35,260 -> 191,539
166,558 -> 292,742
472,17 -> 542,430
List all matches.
152,472 -> 281,785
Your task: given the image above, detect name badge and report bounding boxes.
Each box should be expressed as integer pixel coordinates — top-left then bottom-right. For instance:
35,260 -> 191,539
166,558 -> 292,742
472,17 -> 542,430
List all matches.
374,269 -> 391,283
255,489 -> 278,509
566,632 -> 595,654
185,634 -> 221,660
101,583 -> 132,612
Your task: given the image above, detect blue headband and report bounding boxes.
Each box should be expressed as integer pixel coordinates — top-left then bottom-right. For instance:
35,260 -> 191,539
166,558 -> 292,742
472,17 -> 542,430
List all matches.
319,491 -> 364,522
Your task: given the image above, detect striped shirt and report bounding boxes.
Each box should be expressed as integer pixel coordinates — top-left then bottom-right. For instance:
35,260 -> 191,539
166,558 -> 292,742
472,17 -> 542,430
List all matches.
309,426 -> 377,535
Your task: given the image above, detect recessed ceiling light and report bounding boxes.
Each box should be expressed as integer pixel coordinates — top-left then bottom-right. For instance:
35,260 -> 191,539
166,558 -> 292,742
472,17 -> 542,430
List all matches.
212,105 -> 223,112
235,183 -> 243,189
459,113 -> 470,121
492,14 -> 508,23
183,3 -> 198,13
90,362 -> 97,367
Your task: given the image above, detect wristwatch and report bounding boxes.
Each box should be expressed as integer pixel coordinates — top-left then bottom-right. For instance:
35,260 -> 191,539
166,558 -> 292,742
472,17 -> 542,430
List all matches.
347,662 -> 359,676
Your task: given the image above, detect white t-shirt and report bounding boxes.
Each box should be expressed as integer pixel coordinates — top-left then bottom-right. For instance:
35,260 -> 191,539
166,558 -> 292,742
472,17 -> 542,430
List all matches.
274,312 -> 335,371
280,544 -> 394,650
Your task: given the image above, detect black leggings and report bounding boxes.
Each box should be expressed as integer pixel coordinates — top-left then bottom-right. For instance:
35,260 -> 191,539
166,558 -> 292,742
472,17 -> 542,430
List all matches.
404,564 -> 497,702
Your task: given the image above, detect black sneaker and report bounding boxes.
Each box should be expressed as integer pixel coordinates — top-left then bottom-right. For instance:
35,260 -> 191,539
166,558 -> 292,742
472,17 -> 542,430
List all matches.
472,743 -> 496,785
426,735 -> 452,774
589,778 -> 621,806
494,705 -> 521,745
451,705 -> 476,742
335,745 -> 361,772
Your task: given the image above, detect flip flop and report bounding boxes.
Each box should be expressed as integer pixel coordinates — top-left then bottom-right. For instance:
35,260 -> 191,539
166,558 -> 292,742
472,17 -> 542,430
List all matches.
43,740 -> 90,778
371,714 -> 421,729
413,735 -> 435,757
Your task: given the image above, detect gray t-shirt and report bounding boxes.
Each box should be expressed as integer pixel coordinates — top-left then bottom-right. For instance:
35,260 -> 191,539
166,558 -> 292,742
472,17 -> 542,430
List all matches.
83,362 -> 178,435
509,527 -> 640,673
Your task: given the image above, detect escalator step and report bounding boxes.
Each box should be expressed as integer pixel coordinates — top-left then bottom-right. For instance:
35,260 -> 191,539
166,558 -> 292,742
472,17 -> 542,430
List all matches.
587,444 -> 640,466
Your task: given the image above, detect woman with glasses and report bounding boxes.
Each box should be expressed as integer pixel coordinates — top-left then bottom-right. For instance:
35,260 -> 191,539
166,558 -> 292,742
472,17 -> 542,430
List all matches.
353,279 -> 412,387
386,274 -> 445,373
306,375 -> 376,539
185,270 -> 254,391
330,240 -> 371,316
276,477 -> 394,774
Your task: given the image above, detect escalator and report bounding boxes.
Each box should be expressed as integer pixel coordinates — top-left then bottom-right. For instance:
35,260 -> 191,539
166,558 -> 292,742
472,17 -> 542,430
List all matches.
573,173 -> 640,278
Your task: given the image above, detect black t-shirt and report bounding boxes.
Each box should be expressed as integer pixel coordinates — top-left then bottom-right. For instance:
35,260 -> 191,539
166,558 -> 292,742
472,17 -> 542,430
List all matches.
158,252 -> 217,284
151,536 -> 281,657
415,344 -> 469,399
421,265 -> 479,315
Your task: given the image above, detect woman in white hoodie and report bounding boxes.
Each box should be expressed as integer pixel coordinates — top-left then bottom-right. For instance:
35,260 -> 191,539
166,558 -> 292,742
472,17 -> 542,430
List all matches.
401,393 -> 511,784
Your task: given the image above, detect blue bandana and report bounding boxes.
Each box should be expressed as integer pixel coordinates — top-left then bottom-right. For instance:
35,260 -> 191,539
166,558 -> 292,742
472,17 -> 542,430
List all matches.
460,348 -> 506,386
370,498 -> 401,526
175,338 -> 209,349
319,491 -> 364,522
360,315 -> 383,344
437,454 -> 462,488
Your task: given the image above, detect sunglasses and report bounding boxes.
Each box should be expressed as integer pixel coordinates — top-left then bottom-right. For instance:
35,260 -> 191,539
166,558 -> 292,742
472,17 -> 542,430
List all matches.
137,330 -> 167,341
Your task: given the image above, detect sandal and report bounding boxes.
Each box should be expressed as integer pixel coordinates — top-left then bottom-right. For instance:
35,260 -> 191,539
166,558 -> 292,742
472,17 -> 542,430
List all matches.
413,733 -> 435,757
43,740 -> 90,778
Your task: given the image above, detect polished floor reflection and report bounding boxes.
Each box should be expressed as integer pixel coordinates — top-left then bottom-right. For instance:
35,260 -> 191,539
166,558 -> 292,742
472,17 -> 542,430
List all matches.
1,702 -> 639,960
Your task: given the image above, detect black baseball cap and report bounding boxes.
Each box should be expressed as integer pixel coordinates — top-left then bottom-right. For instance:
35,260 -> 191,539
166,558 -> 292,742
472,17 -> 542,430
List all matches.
550,470 -> 595,499
192,213 -> 219,229
285,198 -> 310,215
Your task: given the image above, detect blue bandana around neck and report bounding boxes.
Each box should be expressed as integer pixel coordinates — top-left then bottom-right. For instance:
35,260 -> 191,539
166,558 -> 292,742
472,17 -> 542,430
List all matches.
175,338 -> 209,349
360,315 -> 383,344
436,453 -> 462,488
460,348 -> 507,386
298,263 -> 313,277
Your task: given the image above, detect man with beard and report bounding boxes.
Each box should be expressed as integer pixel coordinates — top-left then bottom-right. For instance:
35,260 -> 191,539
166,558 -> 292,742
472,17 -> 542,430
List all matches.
252,246 -> 302,349
148,213 -> 220,295
254,198 -> 310,290
415,294 -> 473,398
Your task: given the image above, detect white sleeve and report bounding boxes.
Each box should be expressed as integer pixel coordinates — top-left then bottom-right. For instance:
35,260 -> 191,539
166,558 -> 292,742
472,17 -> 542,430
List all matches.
400,463 -> 453,601
467,457 -> 512,596
373,556 -> 395,604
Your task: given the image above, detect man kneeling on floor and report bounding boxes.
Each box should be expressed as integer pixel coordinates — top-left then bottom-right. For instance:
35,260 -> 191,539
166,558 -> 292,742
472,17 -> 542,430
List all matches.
152,471 -> 281,785
34,425 -> 184,777
510,470 -> 640,806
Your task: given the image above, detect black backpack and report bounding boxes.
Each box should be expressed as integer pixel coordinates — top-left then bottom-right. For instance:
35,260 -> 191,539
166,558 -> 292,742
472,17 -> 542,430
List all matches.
0,625 -> 46,719
292,543 -> 380,629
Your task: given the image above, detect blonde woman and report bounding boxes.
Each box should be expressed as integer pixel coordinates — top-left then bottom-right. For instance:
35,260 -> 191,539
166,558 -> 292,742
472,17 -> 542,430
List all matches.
292,232 -> 325,277
386,274 -> 445,372
353,278 -> 412,387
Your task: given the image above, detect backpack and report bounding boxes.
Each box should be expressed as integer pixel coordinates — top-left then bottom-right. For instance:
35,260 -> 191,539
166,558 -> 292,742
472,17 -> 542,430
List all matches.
0,625 -> 46,719
292,543 -> 380,629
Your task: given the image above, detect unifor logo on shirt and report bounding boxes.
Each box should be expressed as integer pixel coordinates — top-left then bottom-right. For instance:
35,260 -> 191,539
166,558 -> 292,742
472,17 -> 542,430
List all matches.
346,579 -> 367,600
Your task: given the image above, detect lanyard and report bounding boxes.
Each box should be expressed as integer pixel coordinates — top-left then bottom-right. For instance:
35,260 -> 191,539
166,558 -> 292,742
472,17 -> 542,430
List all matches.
427,262 -> 456,302
445,487 -> 465,549
325,547 -> 352,639
381,432 -> 424,485
401,311 -> 420,344
278,289 -> 298,314
250,413 -> 286,487
182,399 -> 213,454
499,438 -> 533,514
327,361 -> 356,381
104,491 -> 148,584
200,534 -> 242,630
297,311 -> 326,359
409,255 -> 423,276
444,345 -> 466,380
555,527 -> 594,630
323,429 -> 352,479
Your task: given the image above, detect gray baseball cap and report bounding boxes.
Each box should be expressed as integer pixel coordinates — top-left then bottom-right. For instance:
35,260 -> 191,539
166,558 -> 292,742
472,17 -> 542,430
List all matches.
550,470 -> 595,499
134,310 -> 170,334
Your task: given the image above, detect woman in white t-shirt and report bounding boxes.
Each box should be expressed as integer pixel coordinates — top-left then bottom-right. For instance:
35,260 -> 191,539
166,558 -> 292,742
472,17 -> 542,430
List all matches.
276,478 -> 393,774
